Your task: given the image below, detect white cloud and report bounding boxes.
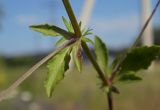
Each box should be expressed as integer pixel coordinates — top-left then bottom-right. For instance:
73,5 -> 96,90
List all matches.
89,14 -> 141,48
15,14 -> 49,25
90,14 -> 140,34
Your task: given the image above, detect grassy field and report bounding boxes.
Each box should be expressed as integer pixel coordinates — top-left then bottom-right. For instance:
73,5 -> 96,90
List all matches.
0,61 -> 160,110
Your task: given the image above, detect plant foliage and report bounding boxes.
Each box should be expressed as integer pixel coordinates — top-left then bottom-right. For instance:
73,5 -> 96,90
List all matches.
30,16 -> 94,96
28,1 -> 160,110
45,47 -> 71,97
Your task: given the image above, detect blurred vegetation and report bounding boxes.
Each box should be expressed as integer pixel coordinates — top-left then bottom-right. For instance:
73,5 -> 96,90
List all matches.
0,26 -> 160,109
154,27 -> 160,45
0,2 -> 160,109
0,59 -> 160,110
0,58 -> 7,88
4,55 -> 45,67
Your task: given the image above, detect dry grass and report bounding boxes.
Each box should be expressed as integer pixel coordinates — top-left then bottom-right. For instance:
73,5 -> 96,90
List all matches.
0,63 -> 160,110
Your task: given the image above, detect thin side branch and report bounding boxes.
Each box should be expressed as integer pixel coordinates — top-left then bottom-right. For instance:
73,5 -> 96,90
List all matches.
0,38 -> 76,102
110,0 -> 160,81
132,0 -> 160,48
62,0 -> 110,86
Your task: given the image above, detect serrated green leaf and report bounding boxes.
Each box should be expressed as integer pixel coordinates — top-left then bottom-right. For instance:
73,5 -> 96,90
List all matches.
111,55 -> 121,70
119,46 -> 160,74
30,24 -> 73,39
103,86 -> 110,93
72,45 -> 82,72
94,36 -> 109,75
103,86 -> 120,94
118,71 -> 142,82
110,86 -> 120,94
45,48 -> 71,97
62,16 -> 73,32
82,37 -> 94,45
81,28 -> 86,35
111,53 -> 124,73
83,28 -> 93,36
55,37 -> 67,46
79,21 -> 82,30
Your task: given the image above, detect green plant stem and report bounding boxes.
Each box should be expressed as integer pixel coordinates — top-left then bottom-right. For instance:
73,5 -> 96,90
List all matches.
0,39 -> 76,102
81,41 -> 109,86
132,0 -> 160,48
62,0 -> 81,38
107,91 -> 113,110
62,0 -> 112,109
62,0 -> 109,85
110,0 -> 160,81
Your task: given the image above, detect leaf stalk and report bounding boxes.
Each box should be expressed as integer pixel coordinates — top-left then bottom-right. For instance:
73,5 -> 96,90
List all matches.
110,0 -> 160,82
0,38 -> 76,102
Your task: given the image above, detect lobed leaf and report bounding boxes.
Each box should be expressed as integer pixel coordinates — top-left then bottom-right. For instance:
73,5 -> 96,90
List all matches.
45,47 -> 71,97
111,53 -> 124,71
118,71 -> 142,82
30,24 -> 74,39
94,36 -> 109,75
82,28 -> 93,36
119,46 -> 160,74
72,44 -> 82,72
79,21 -> 82,30
82,37 -> 94,45
62,16 -> 73,32
103,86 -> 120,94
55,37 -> 67,46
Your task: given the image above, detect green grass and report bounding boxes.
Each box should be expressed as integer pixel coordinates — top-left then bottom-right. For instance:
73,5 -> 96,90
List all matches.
0,63 -> 160,110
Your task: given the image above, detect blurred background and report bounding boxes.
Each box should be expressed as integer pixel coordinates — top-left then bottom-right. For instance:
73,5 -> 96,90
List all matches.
0,0 -> 160,110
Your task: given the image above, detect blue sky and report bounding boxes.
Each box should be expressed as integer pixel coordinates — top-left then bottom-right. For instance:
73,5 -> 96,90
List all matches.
0,0 -> 160,56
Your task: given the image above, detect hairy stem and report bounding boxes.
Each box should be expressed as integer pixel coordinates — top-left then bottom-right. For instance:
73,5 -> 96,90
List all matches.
62,1 -> 112,110
110,0 -> 160,81
81,41 -> 109,85
0,39 -> 76,102
107,91 -> 113,110
132,0 -> 160,48
62,0 -> 109,85
62,0 -> 81,38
